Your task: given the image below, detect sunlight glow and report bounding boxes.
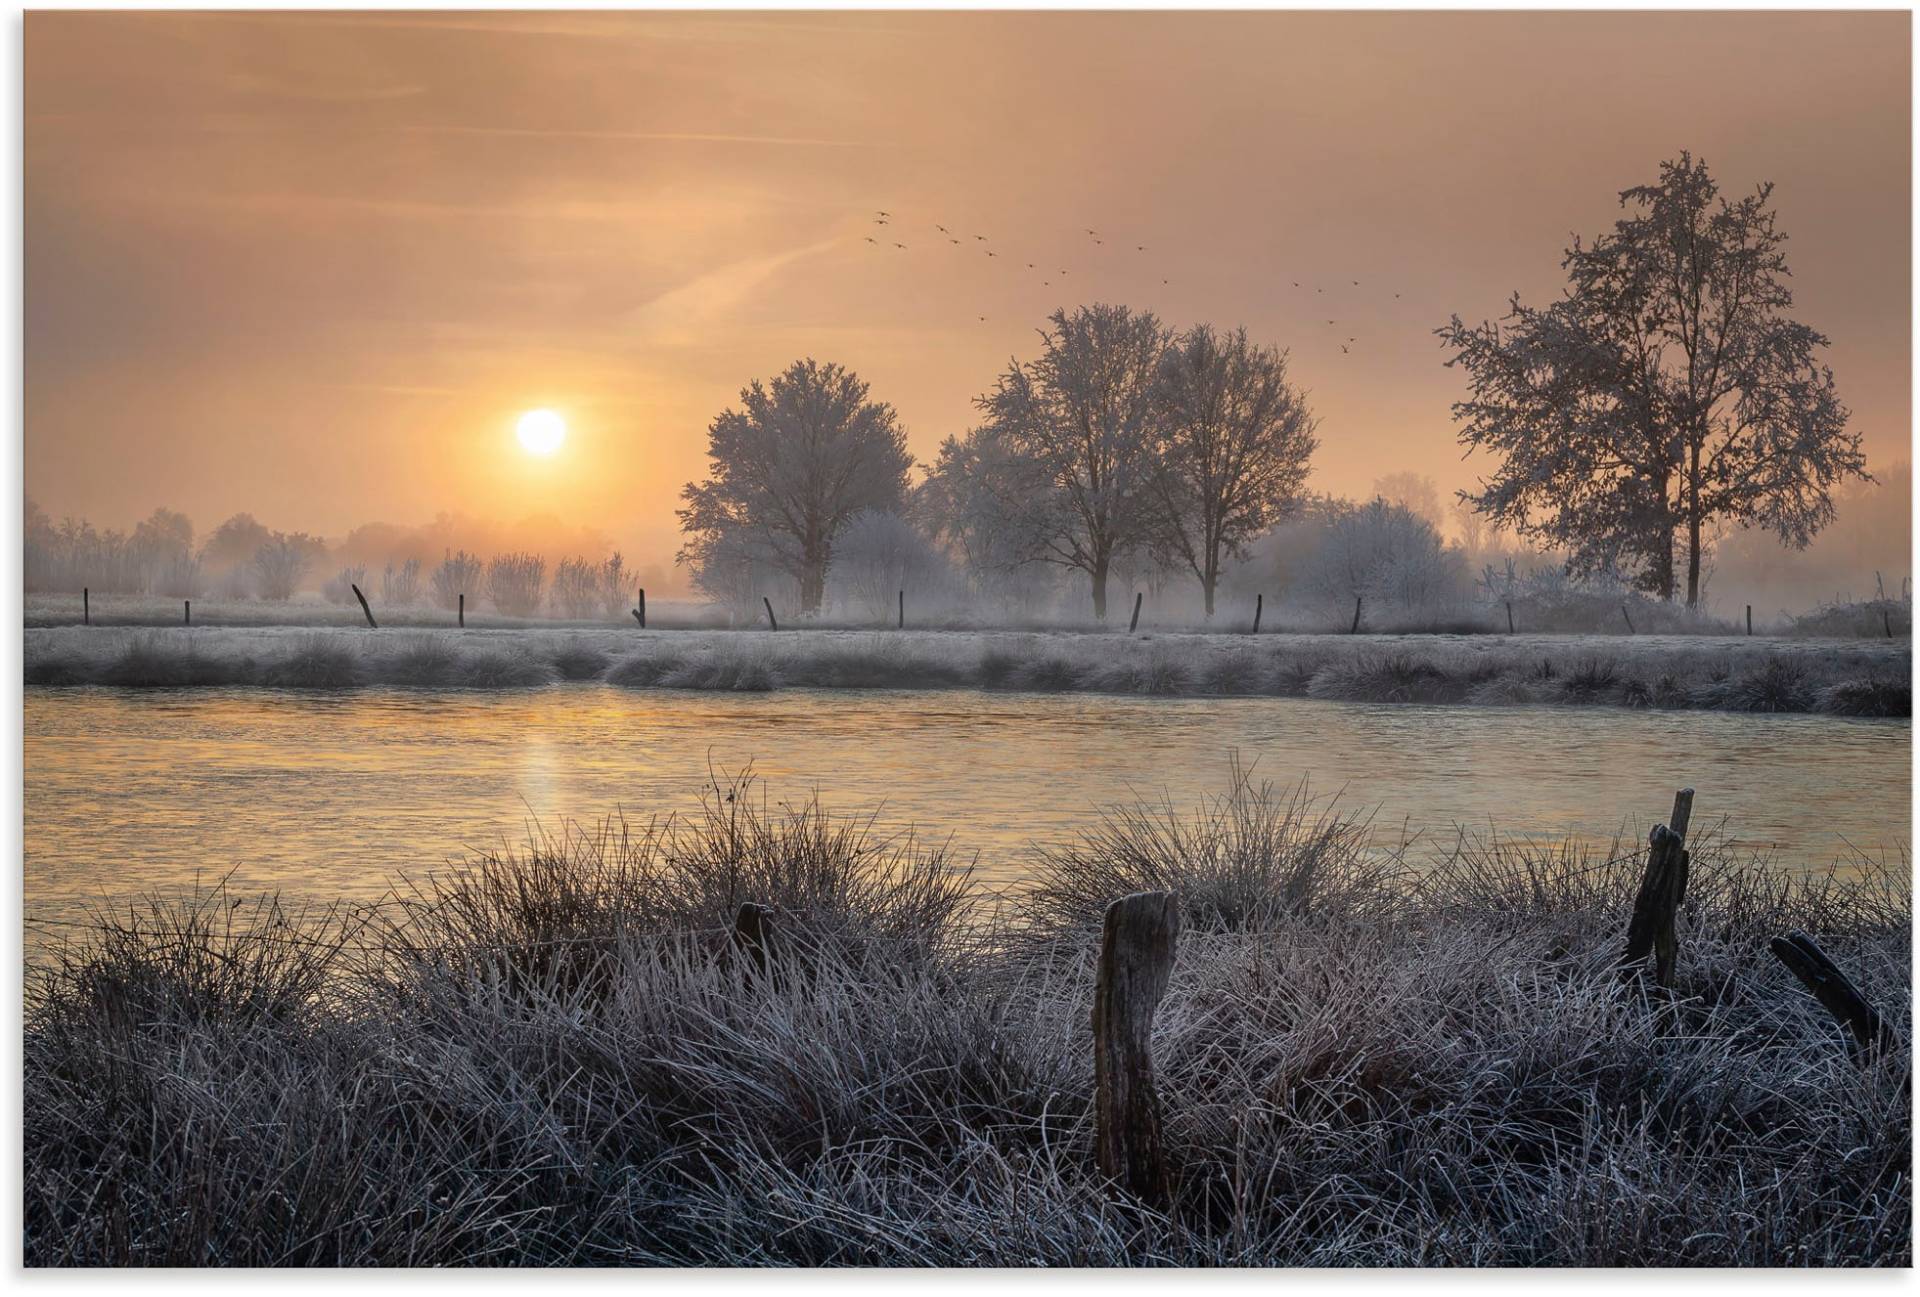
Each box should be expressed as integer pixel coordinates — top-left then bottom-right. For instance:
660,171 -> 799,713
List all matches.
516,409 -> 566,456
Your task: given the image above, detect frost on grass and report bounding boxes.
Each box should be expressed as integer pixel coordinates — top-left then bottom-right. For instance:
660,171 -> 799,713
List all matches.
22,625 -> 1912,716
24,775 -> 1910,1265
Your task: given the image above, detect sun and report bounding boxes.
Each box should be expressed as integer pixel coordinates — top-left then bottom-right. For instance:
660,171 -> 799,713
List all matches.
516,409 -> 566,456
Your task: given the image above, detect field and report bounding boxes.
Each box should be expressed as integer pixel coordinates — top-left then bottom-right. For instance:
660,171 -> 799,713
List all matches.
23,775 -> 1909,1265
23,619 -> 1912,716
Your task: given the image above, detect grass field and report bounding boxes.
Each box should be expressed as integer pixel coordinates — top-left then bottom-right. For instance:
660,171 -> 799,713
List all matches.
23,622 -> 1911,716
24,774 -> 1909,1265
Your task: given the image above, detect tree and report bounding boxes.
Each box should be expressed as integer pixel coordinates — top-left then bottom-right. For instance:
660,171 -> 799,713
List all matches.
976,303 -> 1170,618
251,532 -> 319,601
1439,152 -> 1866,608
1370,473 -> 1443,530
1149,325 -> 1317,615
678,358 -> 912,615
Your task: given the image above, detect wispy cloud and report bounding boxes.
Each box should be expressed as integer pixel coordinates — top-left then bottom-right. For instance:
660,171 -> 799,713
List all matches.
393,124 -> 883,149
629,238 -> 842,343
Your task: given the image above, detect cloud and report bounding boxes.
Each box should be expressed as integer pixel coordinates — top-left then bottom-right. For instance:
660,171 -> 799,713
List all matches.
628,238 -> 842,344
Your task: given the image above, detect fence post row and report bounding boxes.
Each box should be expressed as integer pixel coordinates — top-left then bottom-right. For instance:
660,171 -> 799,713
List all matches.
1093,889 -> 1180,1206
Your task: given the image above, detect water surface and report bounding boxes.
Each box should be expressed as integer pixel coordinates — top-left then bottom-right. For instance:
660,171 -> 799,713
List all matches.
24,688 -> 1909,937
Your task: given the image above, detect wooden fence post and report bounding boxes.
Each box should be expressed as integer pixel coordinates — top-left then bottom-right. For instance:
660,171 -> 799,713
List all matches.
183,600 -> 190,626
350,583 -> 378,629
1620,603 -> 1636,635
733,902 -> 774,976
1093,890 -> 1180,1205
1622,788 -> 1693,986
458,593 -> 465,628
1746,604 -> 1753,636
1350,595 -> 1363,634
1769,930 -> 1896,1062
1252,593 -> 1263,635
763,596 -> 779,631
638,588 -> 646,629
82,588 -> 89,626
898,588 -> 905,630
1128,591 -> 1143,634
1884,608 -> 1894,639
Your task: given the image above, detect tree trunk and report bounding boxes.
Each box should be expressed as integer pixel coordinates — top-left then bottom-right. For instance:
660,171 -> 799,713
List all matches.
1090,551 -> 1110,620
1685,513 -> 1702,610
1201,571 -> 1216,618
1684,442 -> 1702,610
799,560 -> 826,614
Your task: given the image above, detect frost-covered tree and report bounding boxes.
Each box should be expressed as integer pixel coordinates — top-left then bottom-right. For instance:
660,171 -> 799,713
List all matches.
678,359 -> 912,615
1439,152 -> 1867,608
251,532 -> 319,602
1149,325 -> 1317,616
825,509 -> 959,622
486,552 -> 546,618
1299,499 -> 1466,620
975,304 -> 1170,619
429,549 -> 483,612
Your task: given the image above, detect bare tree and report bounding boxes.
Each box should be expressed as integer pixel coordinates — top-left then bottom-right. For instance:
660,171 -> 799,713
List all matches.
486,552 -> 546,618
678,358 -> 913,615
1149,325 -> 1317,616
976,304 -> 1170,619
1370,472 -> 1444,530
599,552 -> 629,619
251,532 -> 318,602
1440,152 -> 1866,608
551,556 -> 601,619
429,549 -> 483,611
380,557 -> 422,607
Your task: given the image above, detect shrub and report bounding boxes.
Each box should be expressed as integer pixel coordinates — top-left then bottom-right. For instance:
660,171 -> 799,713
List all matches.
486,553 -> 547,618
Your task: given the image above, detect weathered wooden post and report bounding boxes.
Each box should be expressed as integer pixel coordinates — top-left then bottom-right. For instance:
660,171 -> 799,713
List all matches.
458,593 -> 465,628
183,600 -> 190,626
1883,608 -> 1894,638
733,902 -> 774,976
637,588 -> 646,629
1093,890 -> 1180,1206
763,596 -> 779,631
82,588 -> 89,626
1770,931 -> 1896,1062
1746,604 -> 1753,636
631,609 -> 643,627
1506,601 -> 1514,634
1252,593 -> 1263,635
1622,787 -> 1693,986
1620,603 -> 1636,635
898,588 -> 905,630
1128,591 -> 1143,634
1350,595 -> 1363,634
350,583 -> 378,629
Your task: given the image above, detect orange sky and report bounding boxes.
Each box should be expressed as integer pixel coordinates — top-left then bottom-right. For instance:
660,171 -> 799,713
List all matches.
25,10 -> 1912,573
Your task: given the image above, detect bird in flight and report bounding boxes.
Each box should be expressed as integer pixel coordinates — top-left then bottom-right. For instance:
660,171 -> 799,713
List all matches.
1340,344 -> 1350,354
985,250 -> 997,257
1352,280 -> 1360,286
877,210 -> 891,216
1026,262 -> 1036,269
978,315 -> 987,321
894,242 -> 907,249
973,234 -> 987,241
935,224 -> 949,233
1292,281 -> 1301,288
1394,293 -> 1402,299
874,217 -> 889,226
1085,228 -> 1098,235
1136,245 -> 1146,252
1327,319 -> 1336,325
1094,238 -> 1104,245
864,236 -> 877,244
1162,278 -> 1169,285
949,238 -> 961,245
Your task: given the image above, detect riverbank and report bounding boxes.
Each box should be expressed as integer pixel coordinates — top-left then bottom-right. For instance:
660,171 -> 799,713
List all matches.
22,625 -> 1912,716
24,777 -> 1910,1265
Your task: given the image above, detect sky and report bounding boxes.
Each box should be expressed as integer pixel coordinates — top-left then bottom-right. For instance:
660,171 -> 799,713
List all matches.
25,9 -> 1912,580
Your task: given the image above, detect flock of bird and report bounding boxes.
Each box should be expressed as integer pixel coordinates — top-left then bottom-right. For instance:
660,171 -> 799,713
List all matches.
859,207 -> 1404,355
